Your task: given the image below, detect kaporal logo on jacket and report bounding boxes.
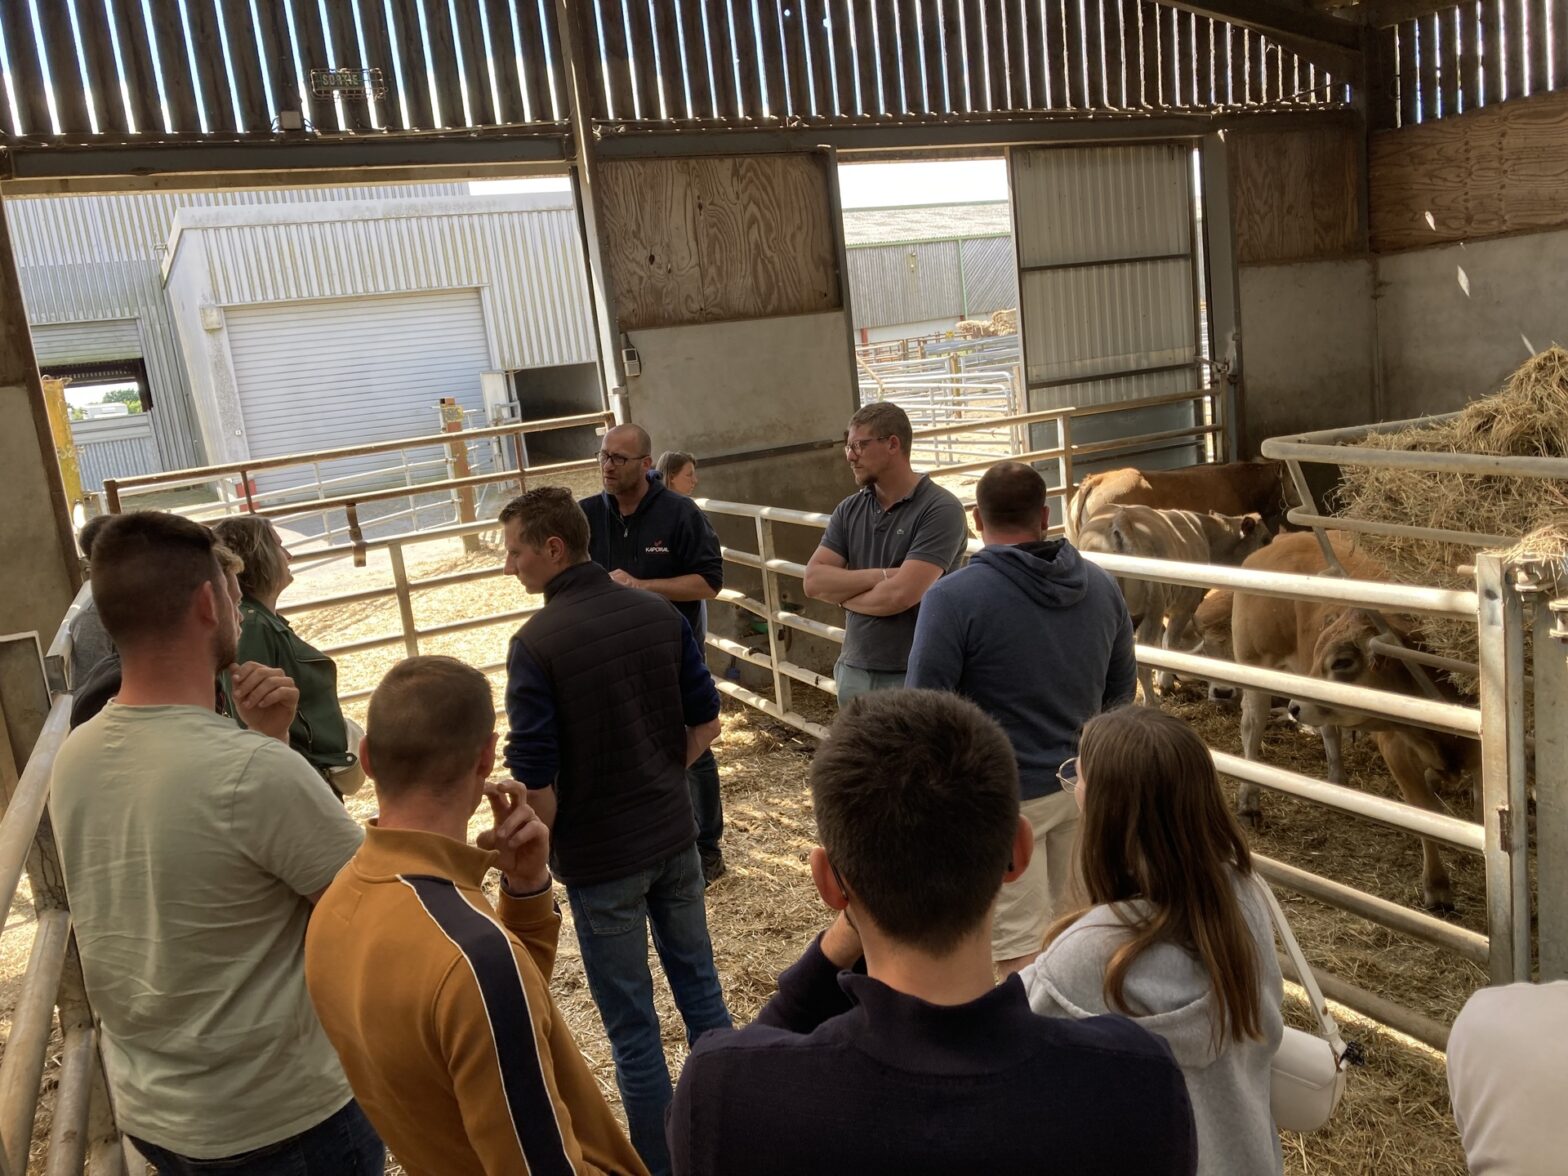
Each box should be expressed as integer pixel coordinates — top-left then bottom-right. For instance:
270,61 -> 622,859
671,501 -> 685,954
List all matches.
644,539 -> 671,556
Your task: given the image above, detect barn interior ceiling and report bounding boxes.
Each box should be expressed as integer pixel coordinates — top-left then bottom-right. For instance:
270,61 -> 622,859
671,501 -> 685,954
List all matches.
0,1 -> 1557,182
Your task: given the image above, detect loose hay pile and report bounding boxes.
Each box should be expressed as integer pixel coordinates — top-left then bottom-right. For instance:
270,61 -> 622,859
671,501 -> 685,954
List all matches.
1333,346 -> 1568,683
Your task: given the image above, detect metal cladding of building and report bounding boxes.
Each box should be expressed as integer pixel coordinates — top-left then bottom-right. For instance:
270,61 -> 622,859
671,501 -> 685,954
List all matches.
841,202 -> 1018,338
160,191 -> 597,483
4,184 -> 466,483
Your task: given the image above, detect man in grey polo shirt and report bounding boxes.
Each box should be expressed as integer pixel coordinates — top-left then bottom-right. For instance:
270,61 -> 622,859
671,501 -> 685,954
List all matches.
804,402 -> 969,705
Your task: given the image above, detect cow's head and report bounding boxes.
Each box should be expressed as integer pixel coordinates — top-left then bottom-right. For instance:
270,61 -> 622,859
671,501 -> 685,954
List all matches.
1201,511 -> 1272,566
1288,608 -> 1412,730
1194,588 -> 1238,704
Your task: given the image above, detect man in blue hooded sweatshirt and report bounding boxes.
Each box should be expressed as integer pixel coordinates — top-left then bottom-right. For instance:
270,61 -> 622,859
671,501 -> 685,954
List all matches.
907,461 -> 1136,976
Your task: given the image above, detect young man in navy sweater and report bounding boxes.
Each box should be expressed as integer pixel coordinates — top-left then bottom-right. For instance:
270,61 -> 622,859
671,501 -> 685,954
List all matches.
667,689 -> 1197,1176
907,460 -> 1136,976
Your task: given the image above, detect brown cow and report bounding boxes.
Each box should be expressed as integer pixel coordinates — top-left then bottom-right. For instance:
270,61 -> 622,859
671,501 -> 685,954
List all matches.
1076,504 -> 1269,704
1288,610 -> 1478,911
1223,531 -> 1381,803
1065,459 -> 1295,543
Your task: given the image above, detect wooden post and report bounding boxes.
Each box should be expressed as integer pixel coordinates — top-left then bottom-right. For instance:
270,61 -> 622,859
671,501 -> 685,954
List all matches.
440,398 -> 482,553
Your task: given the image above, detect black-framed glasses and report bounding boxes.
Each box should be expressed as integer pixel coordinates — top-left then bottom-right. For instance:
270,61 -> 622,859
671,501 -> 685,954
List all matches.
843,435 -> 890,456
596,450 -> 648,468
1057,757 -> 1080,793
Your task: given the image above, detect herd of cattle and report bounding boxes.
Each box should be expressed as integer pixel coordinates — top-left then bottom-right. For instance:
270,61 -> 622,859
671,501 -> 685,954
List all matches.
1063,459 -> 1476,911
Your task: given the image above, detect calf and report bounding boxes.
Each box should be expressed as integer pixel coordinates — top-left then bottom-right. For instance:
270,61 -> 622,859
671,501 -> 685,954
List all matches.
1194,588 -> 1237,703
1288,609 -> 1478,911
1065,459 -> 1295,543
1076,504 -> 1269,704
1225,532 -> 1382,815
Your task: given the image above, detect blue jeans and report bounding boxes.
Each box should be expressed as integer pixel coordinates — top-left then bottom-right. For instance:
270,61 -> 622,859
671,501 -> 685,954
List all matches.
567,845 -> 732,1176
130,1100 -> 383,1175
687,748 -> 723,858
833,657 -> 907,706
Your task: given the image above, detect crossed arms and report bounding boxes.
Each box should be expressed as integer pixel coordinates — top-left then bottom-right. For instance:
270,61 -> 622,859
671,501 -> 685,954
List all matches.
803,546 -> 946,616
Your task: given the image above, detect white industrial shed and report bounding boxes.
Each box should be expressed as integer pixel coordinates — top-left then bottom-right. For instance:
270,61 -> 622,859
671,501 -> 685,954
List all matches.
5,183 -> 466,486
161,192 -> 599,492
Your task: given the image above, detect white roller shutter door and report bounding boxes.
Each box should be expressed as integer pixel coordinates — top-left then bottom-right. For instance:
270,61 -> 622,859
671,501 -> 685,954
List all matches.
226,290 -> 493,495
31,319 -> 144,364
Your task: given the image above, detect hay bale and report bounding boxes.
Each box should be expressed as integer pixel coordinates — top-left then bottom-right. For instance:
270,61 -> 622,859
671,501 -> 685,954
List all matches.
1332,347 -> 1568,683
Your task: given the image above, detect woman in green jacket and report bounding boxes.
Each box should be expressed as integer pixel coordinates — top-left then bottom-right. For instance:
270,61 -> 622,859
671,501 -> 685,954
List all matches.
212,516 -> 359,798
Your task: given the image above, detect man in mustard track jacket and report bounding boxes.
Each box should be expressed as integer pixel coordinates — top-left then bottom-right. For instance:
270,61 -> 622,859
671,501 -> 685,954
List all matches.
306,655 -> 646,1176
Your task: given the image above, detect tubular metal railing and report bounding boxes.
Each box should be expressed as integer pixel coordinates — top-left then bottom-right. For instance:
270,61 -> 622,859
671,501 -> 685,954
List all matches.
1263,414 -> 1568,988
685,496 -> 1532,1049
0,635 -> 125,1175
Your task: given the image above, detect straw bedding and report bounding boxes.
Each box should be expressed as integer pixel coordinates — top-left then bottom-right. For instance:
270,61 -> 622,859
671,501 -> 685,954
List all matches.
1332,347 -> 1568,685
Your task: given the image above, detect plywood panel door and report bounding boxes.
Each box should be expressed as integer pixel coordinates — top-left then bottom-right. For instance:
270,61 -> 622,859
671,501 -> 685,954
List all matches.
599,153 -> 842,329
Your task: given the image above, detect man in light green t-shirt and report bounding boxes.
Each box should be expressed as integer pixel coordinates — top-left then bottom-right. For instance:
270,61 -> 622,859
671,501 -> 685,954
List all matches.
49,511 -> 382,1170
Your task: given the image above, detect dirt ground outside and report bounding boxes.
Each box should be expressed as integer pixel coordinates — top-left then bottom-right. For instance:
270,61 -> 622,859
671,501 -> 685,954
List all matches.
4,515 -> 1477,1174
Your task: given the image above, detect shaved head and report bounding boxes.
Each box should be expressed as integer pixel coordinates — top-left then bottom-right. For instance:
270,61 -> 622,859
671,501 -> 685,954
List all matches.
977,462 -> 1049,534
605,423 -> 652,457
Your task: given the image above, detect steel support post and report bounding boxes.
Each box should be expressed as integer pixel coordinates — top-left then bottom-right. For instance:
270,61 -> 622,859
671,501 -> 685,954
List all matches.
388,545 -> 421,658
755,519 -> 794,718
1534,591 -> 1568,979
1475,554 -> 1531,983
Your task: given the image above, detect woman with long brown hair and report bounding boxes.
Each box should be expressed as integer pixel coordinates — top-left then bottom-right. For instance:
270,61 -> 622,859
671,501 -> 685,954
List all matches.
1020,706 -> 1283,1175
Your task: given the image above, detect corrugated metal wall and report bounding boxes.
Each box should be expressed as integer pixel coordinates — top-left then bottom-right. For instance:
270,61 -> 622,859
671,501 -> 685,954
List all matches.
1011,143 -> 1204,471
5,184 -> 467,470
847,234 -> 1018,331
69,415 -> 160,491
30,319 -> 143,363
958,237 -> 1021,322
189,202 -> 596,370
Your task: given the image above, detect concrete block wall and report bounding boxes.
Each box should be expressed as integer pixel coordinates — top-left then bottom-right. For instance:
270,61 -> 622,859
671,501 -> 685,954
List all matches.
1374,229 -> 1568,420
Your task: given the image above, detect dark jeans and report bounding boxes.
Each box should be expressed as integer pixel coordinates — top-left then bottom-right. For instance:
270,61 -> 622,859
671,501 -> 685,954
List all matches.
567,845 -> 732,1176
130,1100 -> 383,1175
687,748 -> 723,858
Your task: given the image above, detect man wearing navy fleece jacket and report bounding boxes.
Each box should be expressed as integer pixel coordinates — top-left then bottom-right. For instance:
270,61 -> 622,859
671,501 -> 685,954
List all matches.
907,461 -> 1136,976
667,690 -> 1195,1176
499,487 -> 730,1176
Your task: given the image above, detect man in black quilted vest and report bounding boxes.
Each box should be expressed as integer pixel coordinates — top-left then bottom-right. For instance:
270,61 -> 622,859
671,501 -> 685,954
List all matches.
499,486 -> 731,1176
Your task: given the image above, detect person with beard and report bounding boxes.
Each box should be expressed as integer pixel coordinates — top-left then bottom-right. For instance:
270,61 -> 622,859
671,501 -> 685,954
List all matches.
49,511 -> 380,1174
579,424 -> 728,884
804,401 -> 969,704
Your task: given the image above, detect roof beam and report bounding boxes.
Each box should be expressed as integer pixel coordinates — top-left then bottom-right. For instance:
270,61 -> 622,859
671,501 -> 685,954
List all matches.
1365,0 -> 1459,27
1158,0 -> 1364,73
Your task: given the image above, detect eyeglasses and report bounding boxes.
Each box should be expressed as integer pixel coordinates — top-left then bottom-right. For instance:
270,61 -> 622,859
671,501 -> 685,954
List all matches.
596,451 -> 648,468
843,436 -> 890,456
1057,757 -> 1080,793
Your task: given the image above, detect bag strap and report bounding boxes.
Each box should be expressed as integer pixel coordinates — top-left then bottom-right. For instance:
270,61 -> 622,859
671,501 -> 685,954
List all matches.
1253,875 -> 1348,1064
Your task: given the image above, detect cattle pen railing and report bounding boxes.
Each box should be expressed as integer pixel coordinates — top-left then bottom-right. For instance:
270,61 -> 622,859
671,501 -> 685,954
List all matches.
1261,416 -> 1568,983
687,496 -> 1534,1050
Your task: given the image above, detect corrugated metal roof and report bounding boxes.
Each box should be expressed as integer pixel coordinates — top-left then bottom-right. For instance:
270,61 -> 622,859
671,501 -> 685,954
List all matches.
841,201 -> 1011,247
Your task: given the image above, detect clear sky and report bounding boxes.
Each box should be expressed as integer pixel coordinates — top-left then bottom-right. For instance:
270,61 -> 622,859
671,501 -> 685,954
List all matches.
471,157 -> 1007,209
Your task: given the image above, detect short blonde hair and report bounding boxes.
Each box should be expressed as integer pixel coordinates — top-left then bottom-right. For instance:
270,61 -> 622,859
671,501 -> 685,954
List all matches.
211,516 -> 286,599
213,543 -> 244,576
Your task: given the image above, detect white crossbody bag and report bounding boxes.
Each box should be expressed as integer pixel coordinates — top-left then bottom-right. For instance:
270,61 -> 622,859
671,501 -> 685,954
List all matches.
1256,876 -> 1349,1132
